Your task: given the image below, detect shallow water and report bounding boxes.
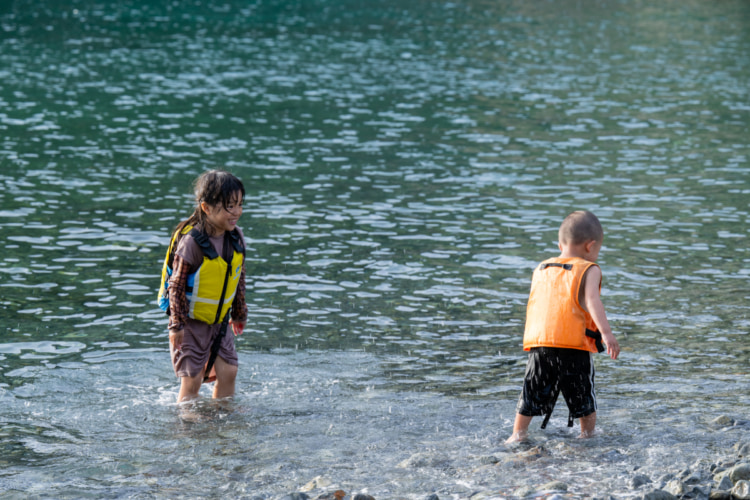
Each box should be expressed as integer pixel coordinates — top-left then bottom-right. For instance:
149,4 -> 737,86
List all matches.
1,0 -> 749,498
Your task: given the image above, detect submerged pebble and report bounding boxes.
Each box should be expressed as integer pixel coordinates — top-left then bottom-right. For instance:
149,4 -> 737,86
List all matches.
302,477 -> 333,492
539,481 -> 568,492
291,432 -> 750,500
711,416 -> 735,428
632,474 -> 653,488
736,442 -> 750,458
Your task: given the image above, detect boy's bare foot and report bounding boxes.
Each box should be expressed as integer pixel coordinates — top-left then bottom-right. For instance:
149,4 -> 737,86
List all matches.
504,431 -> 528,444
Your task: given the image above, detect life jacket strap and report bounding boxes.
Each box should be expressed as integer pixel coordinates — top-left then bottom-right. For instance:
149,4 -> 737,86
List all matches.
568,412 -> 574,427
540,262 -> 573,271
229,228 -> 245,255
189,228 -> 219,259
585,328 -> 605,353
541,411 -> 552,429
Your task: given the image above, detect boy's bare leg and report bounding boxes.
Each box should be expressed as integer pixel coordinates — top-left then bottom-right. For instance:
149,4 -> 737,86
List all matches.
212,356 -> 237,399
505,413 -> 533,443
579,412 -> 596,438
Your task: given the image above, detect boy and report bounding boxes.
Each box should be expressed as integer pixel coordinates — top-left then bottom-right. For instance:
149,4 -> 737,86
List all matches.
506,210 -> 619,442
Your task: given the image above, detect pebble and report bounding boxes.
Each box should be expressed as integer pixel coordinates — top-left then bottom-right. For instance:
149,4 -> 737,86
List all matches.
397,452 -> 450,469
642,490 -> 676,500
733,480 -> 750,500
287,423 -> 749,500
539,481 -> 568,492
512,485 -> 536,497
302,477 -> 332,492
711,415 -> 735,428
663,479 -> 686,497
717,474 -> 734,490
280,494 -> 310,500
729,464 -> 750,483
631,474 -> 653,488
709,491 -> 732,500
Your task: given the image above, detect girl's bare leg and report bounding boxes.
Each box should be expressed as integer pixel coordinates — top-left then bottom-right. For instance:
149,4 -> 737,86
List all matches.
212,356 -> 237,399
177,372 -> 203,403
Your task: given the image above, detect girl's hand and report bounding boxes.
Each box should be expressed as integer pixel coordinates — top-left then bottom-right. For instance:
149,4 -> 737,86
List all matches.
231,320 -> 245,336
169,329 -> 184,351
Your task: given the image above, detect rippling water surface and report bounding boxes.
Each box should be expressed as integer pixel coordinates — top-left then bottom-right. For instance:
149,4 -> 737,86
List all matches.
1,0 -> 749,498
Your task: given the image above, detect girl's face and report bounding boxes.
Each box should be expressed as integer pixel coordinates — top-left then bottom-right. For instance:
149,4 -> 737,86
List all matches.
201,191 -> 243,234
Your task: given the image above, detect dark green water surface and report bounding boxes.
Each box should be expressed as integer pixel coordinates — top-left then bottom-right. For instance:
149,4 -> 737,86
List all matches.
1,1 -> 748,498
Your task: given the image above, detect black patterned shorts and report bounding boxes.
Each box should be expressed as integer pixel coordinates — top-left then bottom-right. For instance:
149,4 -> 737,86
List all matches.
516,347 -> 597,423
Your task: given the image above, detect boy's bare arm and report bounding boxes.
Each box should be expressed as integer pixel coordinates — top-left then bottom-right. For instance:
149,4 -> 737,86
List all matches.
583,266 -> 620,360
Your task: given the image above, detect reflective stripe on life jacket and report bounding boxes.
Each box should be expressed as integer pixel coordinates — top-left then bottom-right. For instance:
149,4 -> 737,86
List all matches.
523,257 -> 600,353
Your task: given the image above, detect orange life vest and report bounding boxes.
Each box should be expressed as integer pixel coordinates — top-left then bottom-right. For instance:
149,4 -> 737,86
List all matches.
523,257 -> 600,353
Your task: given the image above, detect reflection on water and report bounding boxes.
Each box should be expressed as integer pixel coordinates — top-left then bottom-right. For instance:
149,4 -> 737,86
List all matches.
1,0 -> 749,497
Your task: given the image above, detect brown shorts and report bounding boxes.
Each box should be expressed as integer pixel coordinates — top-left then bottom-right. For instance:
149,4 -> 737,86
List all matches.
170,318 -> 238,378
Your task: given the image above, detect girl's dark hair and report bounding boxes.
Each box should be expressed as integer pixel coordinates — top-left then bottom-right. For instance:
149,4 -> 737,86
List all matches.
173,169 -> 245,238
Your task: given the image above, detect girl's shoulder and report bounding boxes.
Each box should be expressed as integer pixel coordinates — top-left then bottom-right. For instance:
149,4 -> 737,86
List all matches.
174,230 -> 205,267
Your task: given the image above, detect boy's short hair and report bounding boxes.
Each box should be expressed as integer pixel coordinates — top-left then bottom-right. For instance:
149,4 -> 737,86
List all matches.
558,211 -> 603,245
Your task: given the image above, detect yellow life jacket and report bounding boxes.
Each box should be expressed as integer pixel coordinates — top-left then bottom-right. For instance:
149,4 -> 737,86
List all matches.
523,257 -> 600,353
157,225 -> 244,325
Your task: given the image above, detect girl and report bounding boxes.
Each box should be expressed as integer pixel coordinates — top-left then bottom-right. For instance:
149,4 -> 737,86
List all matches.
159,170 -> 247,402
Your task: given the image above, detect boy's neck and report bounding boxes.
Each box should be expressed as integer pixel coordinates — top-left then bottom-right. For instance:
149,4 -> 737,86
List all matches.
558,239 -> 601,262
559,247 -> 587,259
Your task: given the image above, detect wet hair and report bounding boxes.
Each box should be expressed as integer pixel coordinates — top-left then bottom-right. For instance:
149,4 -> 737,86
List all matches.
558,210 -> 603,246
173,169 -> 245,237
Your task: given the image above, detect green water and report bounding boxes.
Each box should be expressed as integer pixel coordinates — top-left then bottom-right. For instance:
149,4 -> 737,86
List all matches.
1,0 -> 749,498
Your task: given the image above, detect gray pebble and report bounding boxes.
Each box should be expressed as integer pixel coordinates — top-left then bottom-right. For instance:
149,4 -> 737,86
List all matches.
664,480 -> 686,497
730,464 -> 750,483
709,491 -> 732,500
512,486 -> 536,498
632,474 -> 653,489
540,481 -> 568,492
718,474 -> 734,490
684,473 -> 704,485
642,490 -> 677,500
711,416 -> 735,428
659,473 -> 676,484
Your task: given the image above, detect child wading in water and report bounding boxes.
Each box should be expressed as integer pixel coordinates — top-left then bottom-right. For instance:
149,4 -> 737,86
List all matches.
506,211 -> 619,442
158,170 -> 248,402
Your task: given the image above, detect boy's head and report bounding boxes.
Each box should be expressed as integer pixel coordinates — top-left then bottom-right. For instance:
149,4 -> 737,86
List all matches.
558,210 -> 603,247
